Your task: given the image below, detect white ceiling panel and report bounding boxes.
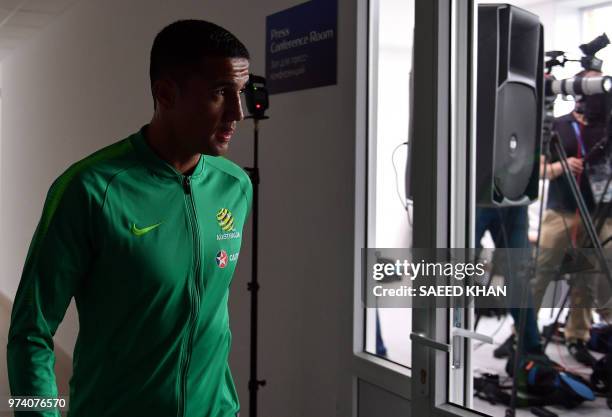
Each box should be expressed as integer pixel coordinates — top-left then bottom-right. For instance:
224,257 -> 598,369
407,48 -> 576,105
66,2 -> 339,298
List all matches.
9,10 -> 57,27
0,1 -> 28,10
21,0 -> 78,14
0,38 -> 20,47
0,0 -> 81,60
0,25 -> 38,38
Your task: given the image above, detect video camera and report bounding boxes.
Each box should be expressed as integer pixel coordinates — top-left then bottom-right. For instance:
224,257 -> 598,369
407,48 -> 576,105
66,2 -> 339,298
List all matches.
545,75 -> 612,97
581,33 -> 610,72
544,33 -> 612,99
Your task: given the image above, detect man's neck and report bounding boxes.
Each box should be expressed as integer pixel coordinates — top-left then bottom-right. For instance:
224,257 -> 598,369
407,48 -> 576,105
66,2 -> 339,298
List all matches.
572,111 -> 588,126
145,119 -> 201,175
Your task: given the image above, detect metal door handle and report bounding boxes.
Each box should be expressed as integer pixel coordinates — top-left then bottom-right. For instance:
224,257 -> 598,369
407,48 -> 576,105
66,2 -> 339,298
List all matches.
452,327 -> 493,344
410,332 -> 451,352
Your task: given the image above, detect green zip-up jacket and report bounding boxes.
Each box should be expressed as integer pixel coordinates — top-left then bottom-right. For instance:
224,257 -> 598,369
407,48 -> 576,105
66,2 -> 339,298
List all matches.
7,127 -> 252,417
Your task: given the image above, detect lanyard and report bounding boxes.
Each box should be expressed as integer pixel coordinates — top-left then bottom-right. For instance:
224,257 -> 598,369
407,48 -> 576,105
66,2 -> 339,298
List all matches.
570,121 -> 585,245
571,121 -> 586,157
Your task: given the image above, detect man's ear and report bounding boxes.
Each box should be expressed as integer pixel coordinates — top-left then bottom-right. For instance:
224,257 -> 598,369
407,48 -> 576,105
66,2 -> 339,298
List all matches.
152,79 -> 178,110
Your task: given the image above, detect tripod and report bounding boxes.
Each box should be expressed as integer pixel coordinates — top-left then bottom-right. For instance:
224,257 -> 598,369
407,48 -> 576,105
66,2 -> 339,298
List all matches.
538,127 -> 612,351
507,112 -> 612,417
244,116 -> 268,417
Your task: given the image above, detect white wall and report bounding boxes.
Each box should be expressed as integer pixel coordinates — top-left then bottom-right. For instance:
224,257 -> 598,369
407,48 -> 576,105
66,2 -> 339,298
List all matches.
0,1 -> 357,416
498,0 -> 605,115
486,0 -> 582,69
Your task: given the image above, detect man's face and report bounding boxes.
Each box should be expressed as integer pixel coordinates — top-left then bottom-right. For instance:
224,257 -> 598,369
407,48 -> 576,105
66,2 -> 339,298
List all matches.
575,70 -> 605,124
168,57 -> 250,156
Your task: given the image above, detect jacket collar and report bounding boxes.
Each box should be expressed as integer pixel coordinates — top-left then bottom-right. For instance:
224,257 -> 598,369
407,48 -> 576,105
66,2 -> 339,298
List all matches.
130,125 -> 205,179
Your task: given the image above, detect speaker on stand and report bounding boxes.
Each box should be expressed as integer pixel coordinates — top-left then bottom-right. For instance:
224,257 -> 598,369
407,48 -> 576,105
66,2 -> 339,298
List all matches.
477,4 -> 544,207
476,5 -> 545,417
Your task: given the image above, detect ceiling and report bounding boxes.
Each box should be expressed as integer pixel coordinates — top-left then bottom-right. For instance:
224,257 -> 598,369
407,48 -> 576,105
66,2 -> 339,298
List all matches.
0,0 -> 80,61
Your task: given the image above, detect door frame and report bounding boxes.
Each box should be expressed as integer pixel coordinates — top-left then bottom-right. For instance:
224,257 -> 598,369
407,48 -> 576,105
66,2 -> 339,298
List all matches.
410,0 -> 484,416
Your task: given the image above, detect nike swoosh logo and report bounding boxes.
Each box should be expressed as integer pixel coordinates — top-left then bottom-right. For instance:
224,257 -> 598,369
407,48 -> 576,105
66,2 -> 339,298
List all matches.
131,222 -> 162,236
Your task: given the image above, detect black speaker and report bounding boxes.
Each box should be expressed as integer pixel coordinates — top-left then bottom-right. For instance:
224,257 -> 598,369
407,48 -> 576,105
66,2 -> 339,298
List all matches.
477,4 -> 544,206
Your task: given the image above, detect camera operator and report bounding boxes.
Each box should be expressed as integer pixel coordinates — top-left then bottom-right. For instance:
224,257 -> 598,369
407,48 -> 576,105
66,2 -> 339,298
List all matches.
532,69 -> 612,366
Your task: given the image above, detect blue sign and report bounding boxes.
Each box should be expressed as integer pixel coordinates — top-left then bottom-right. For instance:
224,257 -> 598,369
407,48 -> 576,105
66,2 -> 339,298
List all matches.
266,0 -> 337,94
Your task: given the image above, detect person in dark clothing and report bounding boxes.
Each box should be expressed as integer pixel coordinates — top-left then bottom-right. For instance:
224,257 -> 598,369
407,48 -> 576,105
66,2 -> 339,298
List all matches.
476,206 -> 543,358
532,70 -> 612,366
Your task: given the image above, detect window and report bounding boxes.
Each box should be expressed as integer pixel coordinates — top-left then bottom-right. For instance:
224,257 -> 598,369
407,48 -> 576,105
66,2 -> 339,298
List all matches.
582,4 -> 612,75
364,0 -> 415,369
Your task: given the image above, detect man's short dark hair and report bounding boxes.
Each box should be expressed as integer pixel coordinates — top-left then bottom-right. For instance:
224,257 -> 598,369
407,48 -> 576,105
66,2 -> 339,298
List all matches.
149,20 -> 250,101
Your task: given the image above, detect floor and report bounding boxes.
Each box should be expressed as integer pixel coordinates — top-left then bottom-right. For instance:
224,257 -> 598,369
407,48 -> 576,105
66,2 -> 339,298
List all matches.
471,312 -> 612,417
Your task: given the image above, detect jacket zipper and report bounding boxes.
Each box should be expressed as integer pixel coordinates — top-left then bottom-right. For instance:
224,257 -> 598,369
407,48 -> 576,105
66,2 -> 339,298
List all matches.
178,176 -> 202,417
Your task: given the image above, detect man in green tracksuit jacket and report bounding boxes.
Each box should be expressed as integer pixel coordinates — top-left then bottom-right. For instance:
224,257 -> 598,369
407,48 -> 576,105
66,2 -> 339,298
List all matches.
7,20 -> 252,417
